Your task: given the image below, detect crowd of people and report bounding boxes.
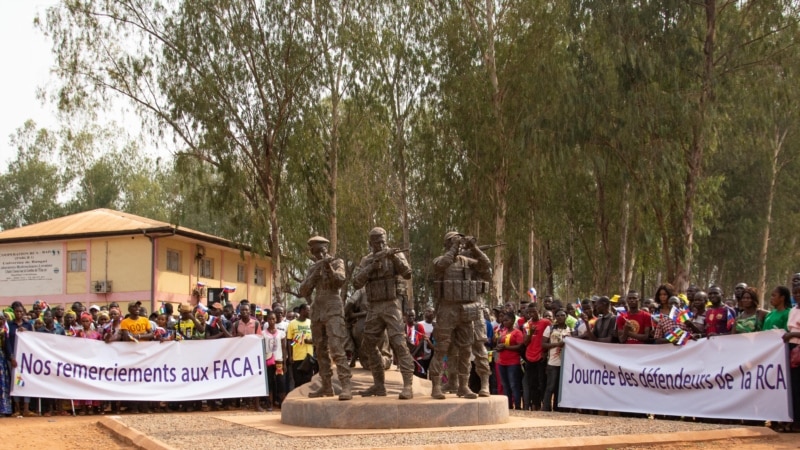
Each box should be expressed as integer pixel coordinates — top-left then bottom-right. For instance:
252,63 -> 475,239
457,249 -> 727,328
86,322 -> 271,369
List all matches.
0,296 -> 309,417
0,279 -> 798,434
437,282 -> 799,432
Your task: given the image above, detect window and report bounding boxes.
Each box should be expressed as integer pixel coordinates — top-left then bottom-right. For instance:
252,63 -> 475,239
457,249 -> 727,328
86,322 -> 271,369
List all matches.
254,266 -> 266,286
199,258 -> 214,278
68,251 -> 87,272
237,264 -> 247,283
166,249 -> 182,272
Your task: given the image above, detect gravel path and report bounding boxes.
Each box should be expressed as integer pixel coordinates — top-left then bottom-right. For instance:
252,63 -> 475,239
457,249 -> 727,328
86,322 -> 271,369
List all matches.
116,409 -> 743,449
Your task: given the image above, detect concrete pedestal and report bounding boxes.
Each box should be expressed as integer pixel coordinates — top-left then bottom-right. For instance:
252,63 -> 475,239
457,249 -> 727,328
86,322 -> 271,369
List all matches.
280,367 -> 509,429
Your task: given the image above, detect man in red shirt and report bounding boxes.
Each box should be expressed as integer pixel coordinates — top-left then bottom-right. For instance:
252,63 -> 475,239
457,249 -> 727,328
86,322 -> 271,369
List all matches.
616,291 -> 651,344
705,286 -> 734,336
523,303 -> 550,410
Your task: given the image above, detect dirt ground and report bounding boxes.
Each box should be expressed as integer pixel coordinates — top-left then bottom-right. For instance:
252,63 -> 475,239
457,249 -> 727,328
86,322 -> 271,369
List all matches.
1,413 -> 798,450
620,433 -> 800,450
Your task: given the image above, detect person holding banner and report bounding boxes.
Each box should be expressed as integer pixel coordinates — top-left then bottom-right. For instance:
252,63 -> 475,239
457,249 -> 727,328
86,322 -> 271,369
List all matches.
541,309 -> 572,412
782,284 -> 800,432
120,301 -> 154,342
0,312 -> 13,416
732,287 -> 767,334
616,291 -> 652,344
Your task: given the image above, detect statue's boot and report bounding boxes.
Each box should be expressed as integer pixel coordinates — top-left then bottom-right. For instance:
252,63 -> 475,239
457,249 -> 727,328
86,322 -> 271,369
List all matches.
442,373 -> 457,394
359,369 -> 387,397
399,373 -> 414,400
431,377 -> 446,400
457,375 -> 478,399
308,379 -> 334,398
478,375 -> 491,397
338,378 -> 353,401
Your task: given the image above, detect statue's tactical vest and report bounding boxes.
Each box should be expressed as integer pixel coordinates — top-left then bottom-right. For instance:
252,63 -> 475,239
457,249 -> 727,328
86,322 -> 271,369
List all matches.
434,264 -> 489,303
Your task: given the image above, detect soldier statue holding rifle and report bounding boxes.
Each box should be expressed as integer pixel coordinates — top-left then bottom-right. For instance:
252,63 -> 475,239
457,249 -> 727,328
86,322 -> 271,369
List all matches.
352,227 -> 415,399
429,231 -> 492,399
298,235 -> 353,400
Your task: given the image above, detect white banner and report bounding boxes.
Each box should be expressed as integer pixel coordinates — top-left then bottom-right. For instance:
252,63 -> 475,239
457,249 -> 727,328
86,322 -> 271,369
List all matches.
560,330 -> 792,421
12,332 -> 268,401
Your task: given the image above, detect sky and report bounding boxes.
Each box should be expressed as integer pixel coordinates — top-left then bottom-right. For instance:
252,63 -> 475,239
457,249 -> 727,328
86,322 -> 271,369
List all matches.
0,0 -> 59,167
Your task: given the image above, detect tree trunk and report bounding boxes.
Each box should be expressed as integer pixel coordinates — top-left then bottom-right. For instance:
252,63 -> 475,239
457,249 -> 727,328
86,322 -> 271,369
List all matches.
528,223 -> 535,297
678,0 -> 716,291
758,127 -> 787,307
545,240 -> 554,297
619,182 -> 630,294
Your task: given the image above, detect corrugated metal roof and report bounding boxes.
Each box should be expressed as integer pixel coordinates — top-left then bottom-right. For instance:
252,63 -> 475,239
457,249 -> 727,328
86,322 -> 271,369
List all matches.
0,208 -> 251,252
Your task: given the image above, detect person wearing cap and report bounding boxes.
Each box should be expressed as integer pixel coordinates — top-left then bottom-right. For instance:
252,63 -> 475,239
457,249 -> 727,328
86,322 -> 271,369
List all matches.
89,304 -> 101,323
429,231 -> 492,400
298,235 -> 352,401
352,227 -> 415,400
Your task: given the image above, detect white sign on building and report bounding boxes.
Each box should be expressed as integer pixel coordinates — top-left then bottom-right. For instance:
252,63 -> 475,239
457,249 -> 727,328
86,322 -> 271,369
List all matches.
0,243 -> 64,296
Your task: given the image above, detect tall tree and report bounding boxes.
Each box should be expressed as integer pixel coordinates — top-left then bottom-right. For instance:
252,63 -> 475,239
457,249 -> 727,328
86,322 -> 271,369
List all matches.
43,0 -> 321,304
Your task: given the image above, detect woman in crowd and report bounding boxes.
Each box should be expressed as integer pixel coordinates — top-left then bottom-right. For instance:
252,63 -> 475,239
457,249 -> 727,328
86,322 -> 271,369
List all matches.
764,286 -> 791,331
733,287 -> 767,334
495,311 -> 524,410
74,312 -> 103,415
261,311 -> 285,411
542,309 -> 572,412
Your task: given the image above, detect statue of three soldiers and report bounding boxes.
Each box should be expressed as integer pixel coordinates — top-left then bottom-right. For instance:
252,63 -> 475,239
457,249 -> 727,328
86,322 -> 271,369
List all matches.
298,227 -> 492,401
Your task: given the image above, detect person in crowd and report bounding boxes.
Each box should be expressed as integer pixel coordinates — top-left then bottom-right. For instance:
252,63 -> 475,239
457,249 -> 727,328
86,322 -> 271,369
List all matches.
523,302 -> 550,410
685,290 -> 707,338
39,309 -> 64,336
74,312 -> 103,415
705,286 -> 734,336
495,311 -> 523,410
232,302 -> 259,338
205,302 -> 232,339
583,296 -> 617,343
617,291 -> 651,344
404,309 -> 429,378
653,296 -> 690,344
262,311 -> 285,411
286,303 -> 314,387
733,282 -> 748,313
8,301 -> 34,417
764,286 -> 792,331
103,307 -> 123,342
781,284 -> 800,433
229,303 -> 262,412
63,310 -> 78,336
653,284 -> 676,322
175,303 -> 206,340
419,307 -> 435,376
0,311 -> 15,416
733,287 -> 767,334
542,309 -> 572,412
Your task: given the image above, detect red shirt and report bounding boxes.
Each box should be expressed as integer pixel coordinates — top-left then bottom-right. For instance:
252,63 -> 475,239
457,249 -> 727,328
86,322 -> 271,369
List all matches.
615,310 -> 652,344
496,327 -> 524,366
524,318 -> 551,363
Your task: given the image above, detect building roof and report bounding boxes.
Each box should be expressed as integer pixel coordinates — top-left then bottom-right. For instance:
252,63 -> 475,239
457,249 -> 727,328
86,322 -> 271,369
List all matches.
0,208 -> 257,252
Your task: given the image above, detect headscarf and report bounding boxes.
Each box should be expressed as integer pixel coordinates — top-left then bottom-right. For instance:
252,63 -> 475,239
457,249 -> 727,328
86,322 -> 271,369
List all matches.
3,308 -> 14,321
97,311 -> 110,321
64,310 -> 77,320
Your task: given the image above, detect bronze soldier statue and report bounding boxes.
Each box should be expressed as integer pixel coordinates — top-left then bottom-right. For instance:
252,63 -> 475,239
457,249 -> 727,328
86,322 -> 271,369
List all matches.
345,288 -> 392,370
429,231 -> 492,399
352,227 -> 415,399
298,235 -> 353,401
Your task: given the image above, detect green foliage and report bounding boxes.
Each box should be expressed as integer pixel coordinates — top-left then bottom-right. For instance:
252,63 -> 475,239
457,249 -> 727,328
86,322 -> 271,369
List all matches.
25,0 -> 800,304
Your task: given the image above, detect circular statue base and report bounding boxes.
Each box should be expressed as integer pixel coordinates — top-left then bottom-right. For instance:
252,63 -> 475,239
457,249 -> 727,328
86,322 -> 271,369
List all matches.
281,367 -> 509,429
